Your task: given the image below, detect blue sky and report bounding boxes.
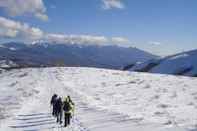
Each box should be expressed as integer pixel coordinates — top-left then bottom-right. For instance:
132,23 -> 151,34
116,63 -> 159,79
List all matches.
0,0 -> 197,56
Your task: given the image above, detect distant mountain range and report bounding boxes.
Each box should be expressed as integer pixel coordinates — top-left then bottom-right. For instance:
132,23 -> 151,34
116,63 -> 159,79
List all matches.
0,42 -> 157,70
1,42 -> 197,77
125,49 -> 197,77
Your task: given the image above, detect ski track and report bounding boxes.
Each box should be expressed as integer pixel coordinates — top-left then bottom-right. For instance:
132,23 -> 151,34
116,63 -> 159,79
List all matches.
0,67 -> 197,131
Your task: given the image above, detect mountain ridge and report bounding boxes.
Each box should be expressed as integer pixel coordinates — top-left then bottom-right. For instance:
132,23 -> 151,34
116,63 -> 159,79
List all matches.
0,42 -> 157,69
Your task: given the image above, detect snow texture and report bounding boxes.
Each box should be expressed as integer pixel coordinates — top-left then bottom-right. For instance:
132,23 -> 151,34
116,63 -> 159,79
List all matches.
0,67 -> 197,131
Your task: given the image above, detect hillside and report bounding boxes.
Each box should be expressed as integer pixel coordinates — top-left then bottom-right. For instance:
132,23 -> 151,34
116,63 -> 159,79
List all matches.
0,67 -> 197,131
127,49 -> 197,77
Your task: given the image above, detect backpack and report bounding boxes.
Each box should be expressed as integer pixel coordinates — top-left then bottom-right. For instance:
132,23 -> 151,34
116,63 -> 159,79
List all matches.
63,101 -> 72,112
55,98 -> 62,111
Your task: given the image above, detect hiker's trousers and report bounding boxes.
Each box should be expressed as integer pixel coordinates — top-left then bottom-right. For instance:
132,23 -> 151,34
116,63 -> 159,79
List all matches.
64,113 -> 71,127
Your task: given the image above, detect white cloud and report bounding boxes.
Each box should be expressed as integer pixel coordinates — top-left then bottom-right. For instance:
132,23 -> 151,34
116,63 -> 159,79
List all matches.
45,34 -> 109,45
102,0 -> 125,10
45,34 -> 131,46
148,41 -> 162,46
0,0 -> 48,21
111,37 -> 130,44
0,16 -> 44,39
0,17 -> 131,46
35,13 -> 48,21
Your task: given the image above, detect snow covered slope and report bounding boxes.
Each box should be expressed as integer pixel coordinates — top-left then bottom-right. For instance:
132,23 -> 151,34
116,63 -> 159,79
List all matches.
150,50 -> 197,76
0,67 -> 197,131
127,49 -> 197,77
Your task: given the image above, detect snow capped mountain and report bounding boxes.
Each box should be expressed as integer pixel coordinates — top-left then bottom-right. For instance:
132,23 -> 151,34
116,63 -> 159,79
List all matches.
0,42 -> 157,69
126,49 -> 197,77
0,60 -> 18,68
0,67 -> 197,131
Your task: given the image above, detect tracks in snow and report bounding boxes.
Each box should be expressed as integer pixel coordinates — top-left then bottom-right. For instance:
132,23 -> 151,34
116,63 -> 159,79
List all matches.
7,68 -> 165,131
55,69 -> 145,131
7,68 -> 89,131
9,113 -> 58,131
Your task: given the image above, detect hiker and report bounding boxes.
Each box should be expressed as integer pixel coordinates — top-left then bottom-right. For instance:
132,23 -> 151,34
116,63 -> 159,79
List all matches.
63,96 -> 74,127
50,94 -> 58,116
54,97 -> 63,124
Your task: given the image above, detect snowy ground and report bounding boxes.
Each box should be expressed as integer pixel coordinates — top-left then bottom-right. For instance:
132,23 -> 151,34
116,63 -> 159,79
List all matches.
0,67 -> 197,131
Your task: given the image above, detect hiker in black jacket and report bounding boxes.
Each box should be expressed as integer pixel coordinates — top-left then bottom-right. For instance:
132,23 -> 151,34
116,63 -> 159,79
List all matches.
54,97 -> 63,124
50,94 -> 58,116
